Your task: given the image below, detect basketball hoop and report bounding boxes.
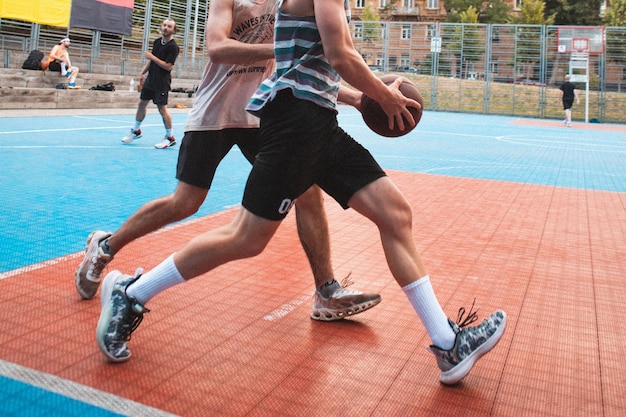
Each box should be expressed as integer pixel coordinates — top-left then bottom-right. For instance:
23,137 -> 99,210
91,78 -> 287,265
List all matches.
557,27 -> 604,124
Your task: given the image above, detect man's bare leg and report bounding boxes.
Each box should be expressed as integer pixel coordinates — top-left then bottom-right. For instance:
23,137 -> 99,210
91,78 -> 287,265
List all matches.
295,185 -> 382,321
294,185 -> 333,288
74,182 -> 207,299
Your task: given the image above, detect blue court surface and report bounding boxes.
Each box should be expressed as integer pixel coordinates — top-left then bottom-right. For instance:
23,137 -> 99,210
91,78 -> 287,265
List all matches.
0,106 -> 625,416
2,107 -> 624,274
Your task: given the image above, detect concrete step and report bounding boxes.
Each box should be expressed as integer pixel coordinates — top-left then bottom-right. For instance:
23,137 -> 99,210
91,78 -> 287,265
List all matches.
0,86 -> 195,109
0,68 -> 197,109
1,68 -> 198,90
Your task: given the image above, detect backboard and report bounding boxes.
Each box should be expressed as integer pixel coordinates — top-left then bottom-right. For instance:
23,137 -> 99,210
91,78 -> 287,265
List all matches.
557,26 -> 605,54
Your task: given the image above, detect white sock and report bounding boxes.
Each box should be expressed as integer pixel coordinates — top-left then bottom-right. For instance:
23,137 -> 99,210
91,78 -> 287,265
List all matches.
402,275 -> 456,349
134,121 -> 142,131
126,254 -> 185,306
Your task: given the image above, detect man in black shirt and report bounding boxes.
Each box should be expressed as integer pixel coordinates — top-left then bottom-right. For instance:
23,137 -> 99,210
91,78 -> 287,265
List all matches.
559,74 -> 580,127
122,18 -> 180,148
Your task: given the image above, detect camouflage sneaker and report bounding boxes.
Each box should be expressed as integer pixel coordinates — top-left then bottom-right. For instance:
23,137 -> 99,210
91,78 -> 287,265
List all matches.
74,231 -> 113,300
428,303 -> 507,385
311,277 -> 381,321
96,269 -> 148,362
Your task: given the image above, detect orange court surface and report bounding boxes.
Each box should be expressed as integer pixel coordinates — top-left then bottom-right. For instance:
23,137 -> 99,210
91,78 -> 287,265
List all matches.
0,108 -> 625,416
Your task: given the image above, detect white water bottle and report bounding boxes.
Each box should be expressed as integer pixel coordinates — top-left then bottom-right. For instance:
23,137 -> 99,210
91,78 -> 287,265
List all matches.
129,78 -> 135,92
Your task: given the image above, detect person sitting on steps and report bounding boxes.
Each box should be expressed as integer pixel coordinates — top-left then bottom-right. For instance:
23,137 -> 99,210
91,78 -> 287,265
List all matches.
42,38 -> 80,89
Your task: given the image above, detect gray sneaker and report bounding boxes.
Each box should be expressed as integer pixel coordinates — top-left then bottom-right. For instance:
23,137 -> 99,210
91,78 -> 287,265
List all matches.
311,279 -> 381,321
96,269 -> 148,362
429,306 -> 506,385
74,231 -> 112,300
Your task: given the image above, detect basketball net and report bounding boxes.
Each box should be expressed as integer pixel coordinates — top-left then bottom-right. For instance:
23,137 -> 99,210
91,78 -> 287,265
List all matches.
571,38 -> 589,62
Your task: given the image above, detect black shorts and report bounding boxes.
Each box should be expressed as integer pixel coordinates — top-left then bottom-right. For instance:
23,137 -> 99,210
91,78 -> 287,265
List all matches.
176,129 -> 260,189
563,99 -> 574,110
140,87 -> 169,106
48,61 -> 62,72
243,89 -> 386,221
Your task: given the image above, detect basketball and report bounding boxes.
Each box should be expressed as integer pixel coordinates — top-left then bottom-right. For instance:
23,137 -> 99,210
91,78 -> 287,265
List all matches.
361,75 -> 423,138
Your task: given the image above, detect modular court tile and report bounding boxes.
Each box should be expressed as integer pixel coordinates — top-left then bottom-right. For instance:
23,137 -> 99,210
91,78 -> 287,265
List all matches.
0,109 -> 625,416
0,171 -> 625,416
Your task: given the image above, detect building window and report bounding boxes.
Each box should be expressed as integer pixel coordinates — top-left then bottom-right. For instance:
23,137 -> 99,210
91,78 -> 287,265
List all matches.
380,0 -> 390,8
427,0 -> 438,9
355,0 -> 365,8
354,24 -> 363,39
514,0 -> 522,10
427,26 -> 436,40
401,25 -> 411,40
402,0 -> 413,8
490,60 -> 499,74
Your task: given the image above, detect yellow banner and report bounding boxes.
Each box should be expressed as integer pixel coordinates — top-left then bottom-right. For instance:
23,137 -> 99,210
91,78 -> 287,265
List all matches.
0,0 -> 71,27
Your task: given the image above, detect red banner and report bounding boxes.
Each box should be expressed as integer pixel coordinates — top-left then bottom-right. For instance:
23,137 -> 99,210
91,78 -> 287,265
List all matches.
70,0 -> 133,36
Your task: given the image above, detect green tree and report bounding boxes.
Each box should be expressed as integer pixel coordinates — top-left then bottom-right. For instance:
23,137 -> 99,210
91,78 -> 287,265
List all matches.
445,0 -> 511,23
445,8 -> 484,79
604,1 -> 626,70
362,5 -> 383,44
509,0 -> 556,24
544,0 -> 602,25
508,1 -> 556,84
603,0 -> 626,25
459,5 -> 480,23
461,9 -> 484,79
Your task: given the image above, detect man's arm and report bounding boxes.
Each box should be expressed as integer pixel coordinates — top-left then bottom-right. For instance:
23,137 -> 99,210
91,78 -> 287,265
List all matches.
49,46 -> 69,66
143,51 -> 175,72
206,0 -> 274,64
337,85 -> 362,111
313,0 -> 419,131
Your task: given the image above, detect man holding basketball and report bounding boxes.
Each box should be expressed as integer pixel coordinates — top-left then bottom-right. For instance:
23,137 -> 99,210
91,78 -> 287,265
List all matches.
97,0 -> 507,385
77,0 -> 380,321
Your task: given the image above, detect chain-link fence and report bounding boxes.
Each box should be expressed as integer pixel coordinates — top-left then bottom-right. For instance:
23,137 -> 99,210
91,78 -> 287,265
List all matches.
0,0 -> 210,79
353,22 -> 626,123
2,12 -> 625,123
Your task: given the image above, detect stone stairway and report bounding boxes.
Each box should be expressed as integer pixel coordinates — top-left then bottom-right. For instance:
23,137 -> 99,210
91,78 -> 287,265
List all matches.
0,68 -> 198,110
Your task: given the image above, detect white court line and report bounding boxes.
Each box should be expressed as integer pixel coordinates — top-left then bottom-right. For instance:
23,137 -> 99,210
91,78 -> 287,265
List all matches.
0,146 -> 163,149
0,122 -> 185,135
263,294 -> 312,321
0,359 -> 177,417
0,209 -> 237,281
495,135 -> 626,152
0,254 -> 82,280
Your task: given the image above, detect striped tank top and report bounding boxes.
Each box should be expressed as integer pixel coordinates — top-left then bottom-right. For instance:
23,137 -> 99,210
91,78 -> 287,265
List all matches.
246,0 -> 351,115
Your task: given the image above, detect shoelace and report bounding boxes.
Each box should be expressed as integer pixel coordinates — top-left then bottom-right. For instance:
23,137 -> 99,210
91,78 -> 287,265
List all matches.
120,306 -> 145,342
120,269 -> 148,341
340,272 -> 354,288
455,298 -> 479,328
89,254 -> 108,277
